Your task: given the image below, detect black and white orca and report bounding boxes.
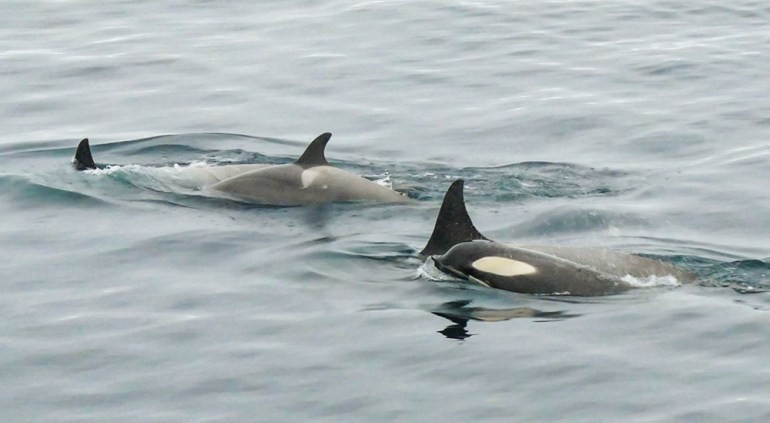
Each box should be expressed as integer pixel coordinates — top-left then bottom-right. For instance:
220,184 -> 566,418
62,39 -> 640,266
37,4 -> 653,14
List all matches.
420,180 -> 695,296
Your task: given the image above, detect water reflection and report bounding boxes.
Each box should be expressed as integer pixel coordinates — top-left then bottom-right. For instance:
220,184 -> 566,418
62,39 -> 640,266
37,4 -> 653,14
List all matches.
432,300 -> 580,340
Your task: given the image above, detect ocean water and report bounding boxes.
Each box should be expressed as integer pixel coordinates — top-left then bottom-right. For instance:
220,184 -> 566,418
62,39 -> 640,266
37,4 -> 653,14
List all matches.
2,1 -> 770,422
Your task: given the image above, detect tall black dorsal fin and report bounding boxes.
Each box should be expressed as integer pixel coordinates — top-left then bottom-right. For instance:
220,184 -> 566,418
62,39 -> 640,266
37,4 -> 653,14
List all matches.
73,138 -> 97,170
294,132 -> 331,167
419,180 -> 488,258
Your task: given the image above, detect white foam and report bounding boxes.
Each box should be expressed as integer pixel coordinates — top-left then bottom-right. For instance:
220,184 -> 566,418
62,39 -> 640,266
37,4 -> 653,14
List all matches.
416,257 -> 460,281
83,163 -> 138,175
373,171 -> 393,189
621,274 -> 681,288
84,161 -> 209,175
83,162 -> 215,191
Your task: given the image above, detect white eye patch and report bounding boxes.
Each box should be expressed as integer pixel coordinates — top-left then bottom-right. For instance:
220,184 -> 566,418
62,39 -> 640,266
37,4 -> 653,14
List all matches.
471,256 -> 537,277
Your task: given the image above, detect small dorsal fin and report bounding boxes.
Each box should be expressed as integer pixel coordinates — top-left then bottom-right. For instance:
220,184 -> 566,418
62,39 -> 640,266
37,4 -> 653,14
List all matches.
294,132 -> 331,167
419,180 -> 488,258
73,138 -> 97,170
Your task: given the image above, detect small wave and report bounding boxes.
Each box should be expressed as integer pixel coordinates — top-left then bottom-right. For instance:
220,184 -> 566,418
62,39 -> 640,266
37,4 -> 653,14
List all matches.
0,175 -> 111,207
637,60 -> 697,78
332,240 -> 416,263
85,163 -> 217,191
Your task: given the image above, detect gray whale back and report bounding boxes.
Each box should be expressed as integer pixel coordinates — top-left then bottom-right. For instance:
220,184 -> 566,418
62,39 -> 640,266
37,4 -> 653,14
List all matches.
210,133 -> 411,206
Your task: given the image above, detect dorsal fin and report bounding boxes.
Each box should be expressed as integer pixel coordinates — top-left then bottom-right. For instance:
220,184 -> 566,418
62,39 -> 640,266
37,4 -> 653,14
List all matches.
294,132 -> 331,167
73,138 -> 97,170
419,179 -> 488,258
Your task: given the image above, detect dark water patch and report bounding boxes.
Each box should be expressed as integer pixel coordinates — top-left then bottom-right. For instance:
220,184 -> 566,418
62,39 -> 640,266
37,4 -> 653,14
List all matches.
468,162 -> 634,201
636,253 -> 770,293
632,236 -> 770,293
359,161 -> 638,203
700,259 -> 770,293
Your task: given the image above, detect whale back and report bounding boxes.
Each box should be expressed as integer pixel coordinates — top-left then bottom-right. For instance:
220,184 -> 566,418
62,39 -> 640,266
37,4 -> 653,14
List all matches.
210,132 -> 411,205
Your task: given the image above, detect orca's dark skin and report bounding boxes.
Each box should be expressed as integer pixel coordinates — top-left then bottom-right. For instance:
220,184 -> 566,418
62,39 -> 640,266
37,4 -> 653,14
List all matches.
421,180 -> 695,296
72,138 -> 99,170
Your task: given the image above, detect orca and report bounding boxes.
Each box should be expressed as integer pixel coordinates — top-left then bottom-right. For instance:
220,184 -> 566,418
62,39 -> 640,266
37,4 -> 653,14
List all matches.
209,133 -> 411,206
73,134 -> 411,205
420,180 -> 695,296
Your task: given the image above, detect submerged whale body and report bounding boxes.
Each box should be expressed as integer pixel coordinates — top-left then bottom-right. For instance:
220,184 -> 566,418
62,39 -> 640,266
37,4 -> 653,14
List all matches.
72,138 -> 270,183
420,180 -> 695,296
72,133 -> 411,206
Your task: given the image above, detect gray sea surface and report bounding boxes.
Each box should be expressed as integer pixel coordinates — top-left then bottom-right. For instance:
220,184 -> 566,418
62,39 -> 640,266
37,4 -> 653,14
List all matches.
1,1 -> 769,422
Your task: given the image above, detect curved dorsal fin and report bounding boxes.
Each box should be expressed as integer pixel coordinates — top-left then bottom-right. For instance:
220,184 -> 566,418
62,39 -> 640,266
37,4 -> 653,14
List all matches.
73,138 -> 97,170
294,132 -> 331,168
419,179 -> 487,258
